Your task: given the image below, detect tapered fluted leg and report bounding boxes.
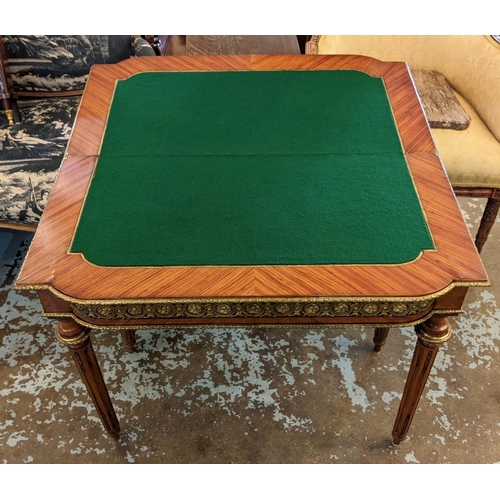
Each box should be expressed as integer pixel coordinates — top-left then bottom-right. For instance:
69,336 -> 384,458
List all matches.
120,329 -> 136,352
56,318 -> 120,436
373,327 -> 389,351
392,316 -> 450,445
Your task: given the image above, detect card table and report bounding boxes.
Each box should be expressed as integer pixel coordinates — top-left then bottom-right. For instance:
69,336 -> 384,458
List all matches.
15,54 -> 489,444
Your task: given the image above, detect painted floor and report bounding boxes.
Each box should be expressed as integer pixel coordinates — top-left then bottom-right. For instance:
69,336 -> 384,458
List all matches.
1,198 -> 499,464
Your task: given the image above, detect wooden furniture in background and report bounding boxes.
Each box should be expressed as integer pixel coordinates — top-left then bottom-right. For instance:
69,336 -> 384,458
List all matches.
166,35 -> 300,55
15,54 -> 488,445
0,38 -> 16,124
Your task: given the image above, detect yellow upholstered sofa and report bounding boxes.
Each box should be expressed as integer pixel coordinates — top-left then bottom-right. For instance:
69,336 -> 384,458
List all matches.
308,35 -> 500,253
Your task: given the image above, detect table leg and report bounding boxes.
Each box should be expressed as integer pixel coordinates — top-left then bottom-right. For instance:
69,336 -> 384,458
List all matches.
120,329 -> 136,352
392,315 -> 451,445
56,318 -> 120,437
373,327 -> 389,351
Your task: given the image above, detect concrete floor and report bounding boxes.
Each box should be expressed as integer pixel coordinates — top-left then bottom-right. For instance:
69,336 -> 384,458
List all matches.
1,198 -> 500,464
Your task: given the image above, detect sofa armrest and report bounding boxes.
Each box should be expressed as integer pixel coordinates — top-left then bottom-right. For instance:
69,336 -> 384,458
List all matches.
132,36 -> 157,57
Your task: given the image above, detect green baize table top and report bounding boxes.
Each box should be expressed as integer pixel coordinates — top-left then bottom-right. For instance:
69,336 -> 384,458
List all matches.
71,69 -> 434,267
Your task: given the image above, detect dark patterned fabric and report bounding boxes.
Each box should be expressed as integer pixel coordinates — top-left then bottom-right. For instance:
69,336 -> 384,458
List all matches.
0,35 -> 149,227
0,96 -> 80,225
3,35 -> 134,92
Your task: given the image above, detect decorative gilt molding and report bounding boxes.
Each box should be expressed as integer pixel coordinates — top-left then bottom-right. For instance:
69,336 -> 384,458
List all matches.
15,281 -> 490,304
417,328 -> 452,347
71,297 -> 434,321
415,316 -> 452,347
54,327 -> 89,348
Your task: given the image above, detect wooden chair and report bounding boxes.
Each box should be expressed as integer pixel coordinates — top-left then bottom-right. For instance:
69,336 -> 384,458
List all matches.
307,35 -> 500,254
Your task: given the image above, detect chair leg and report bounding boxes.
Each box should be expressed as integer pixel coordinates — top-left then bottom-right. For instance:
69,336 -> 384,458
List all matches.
1,37 -> 19,124
475,196 -> 500,253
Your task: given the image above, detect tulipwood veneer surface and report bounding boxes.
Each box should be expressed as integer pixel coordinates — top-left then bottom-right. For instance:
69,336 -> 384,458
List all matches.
16,55 -> 488,309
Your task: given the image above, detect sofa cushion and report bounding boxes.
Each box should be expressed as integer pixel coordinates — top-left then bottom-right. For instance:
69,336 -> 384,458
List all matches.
0,96 -> 80,225
3,35 -> 134,92
432,91 -> 500,189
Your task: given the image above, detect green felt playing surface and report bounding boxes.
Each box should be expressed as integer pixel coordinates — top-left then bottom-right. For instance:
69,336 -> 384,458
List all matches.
70,70 -> 434,266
